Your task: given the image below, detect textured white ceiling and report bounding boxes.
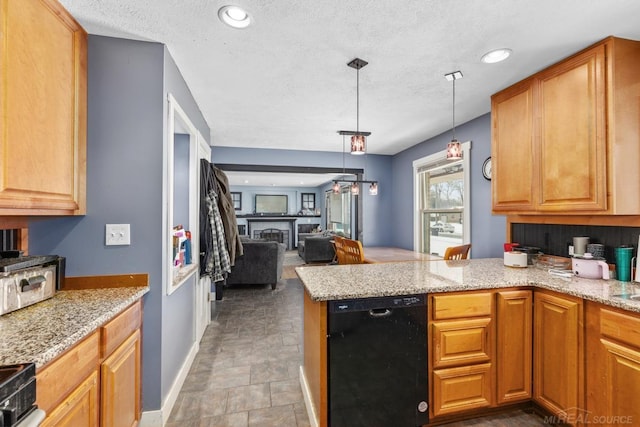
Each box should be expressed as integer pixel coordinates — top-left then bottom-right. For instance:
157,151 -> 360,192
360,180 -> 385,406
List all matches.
60,0 -> 640,155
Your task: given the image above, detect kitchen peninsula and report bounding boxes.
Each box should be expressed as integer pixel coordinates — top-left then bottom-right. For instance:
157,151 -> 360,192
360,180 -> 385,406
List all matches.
296,258 -> 640,426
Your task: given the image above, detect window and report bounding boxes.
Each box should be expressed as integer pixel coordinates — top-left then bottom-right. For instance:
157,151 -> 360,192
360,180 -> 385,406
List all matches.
413,142 -> 471,257
325,187 -> 351,237
301,193 -> 316,211
231,192 -> 242,210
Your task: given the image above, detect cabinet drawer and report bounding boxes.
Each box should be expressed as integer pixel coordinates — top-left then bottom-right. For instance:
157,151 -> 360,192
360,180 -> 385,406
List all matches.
101,301 -> 141,357
433,318 -> 492,368
432,363 -> 493,417
432,293 -> 492,320
600,307 -> 640,349
36,331 -> 100,413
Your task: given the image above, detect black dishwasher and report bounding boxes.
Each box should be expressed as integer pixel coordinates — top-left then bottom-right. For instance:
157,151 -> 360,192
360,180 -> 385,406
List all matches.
328,294 -> 428,427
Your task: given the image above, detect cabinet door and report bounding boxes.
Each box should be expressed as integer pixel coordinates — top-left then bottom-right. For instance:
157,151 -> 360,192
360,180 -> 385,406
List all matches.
586,303 -> 640,424
0,0 -> 87,215
537,44 -> 606,212
101,330 -> 141,427
496,290 -> 532,404
534,292 -> 583,423
41,370 -> 99,427
491,79 -> 536,212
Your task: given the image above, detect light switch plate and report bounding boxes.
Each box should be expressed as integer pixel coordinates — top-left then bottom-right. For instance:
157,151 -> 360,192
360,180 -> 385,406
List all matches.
105,224 -> 131,246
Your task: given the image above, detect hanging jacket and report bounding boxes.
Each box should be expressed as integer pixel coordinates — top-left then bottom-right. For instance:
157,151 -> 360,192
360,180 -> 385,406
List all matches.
204,190 -> 231,282
212,166 -> 243,262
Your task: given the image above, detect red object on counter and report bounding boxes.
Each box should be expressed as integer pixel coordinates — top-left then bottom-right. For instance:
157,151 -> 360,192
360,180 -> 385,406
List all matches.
504,243 -> 520,252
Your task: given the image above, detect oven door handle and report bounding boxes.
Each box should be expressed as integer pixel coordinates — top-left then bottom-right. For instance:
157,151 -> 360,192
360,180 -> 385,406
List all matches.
20,275 -> 46,292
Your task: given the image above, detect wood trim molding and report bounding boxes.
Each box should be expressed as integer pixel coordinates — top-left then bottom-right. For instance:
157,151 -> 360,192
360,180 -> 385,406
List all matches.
63,274 -> 149,290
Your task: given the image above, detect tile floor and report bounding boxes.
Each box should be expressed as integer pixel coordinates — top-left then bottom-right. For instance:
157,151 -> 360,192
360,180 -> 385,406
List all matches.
166,278 -> 309,427
167,270 -> 546,427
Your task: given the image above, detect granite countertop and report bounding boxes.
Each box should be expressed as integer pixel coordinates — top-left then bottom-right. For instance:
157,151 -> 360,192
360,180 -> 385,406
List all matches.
295,258 -> 640,313
0,286 -> 149,368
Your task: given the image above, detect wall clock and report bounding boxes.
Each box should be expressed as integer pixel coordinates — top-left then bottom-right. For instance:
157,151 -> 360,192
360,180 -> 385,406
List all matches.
482,157 -> 492,181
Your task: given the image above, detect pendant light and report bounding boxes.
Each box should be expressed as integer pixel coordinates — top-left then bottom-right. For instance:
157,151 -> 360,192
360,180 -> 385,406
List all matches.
333,131 -> 378,196
369,182 -> 378,195
445,70 -> 463,160
350,182 -> 360,195
348,58 -> 368,155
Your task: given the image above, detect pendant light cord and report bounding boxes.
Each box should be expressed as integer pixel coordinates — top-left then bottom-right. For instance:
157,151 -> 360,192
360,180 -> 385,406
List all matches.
452,78 -> 456,140
356,67 -> 360,134
342,135 -> 346,175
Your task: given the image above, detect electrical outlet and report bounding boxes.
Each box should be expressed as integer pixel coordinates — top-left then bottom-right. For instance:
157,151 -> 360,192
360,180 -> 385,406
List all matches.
105,224 -> 131,246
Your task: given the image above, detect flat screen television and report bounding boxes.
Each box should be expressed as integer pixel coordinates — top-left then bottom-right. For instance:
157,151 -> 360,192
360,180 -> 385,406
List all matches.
254,194 -> 288,214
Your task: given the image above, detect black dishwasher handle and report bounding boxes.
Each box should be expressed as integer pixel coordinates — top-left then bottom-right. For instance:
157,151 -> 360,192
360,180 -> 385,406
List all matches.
368,308 -> 392,318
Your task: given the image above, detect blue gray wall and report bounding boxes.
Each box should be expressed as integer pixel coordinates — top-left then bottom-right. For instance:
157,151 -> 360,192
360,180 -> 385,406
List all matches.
212,147 -> 394,246
391,113 -> 506,258
29,36 -> 210,413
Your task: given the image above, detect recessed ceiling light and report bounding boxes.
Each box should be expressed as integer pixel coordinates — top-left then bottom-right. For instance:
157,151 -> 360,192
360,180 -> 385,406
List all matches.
481,48 -> 512,64
218,5 -> 252,29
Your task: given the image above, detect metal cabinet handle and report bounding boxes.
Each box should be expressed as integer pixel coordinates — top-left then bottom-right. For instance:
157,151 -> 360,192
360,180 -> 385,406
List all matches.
20,275 -> 46,292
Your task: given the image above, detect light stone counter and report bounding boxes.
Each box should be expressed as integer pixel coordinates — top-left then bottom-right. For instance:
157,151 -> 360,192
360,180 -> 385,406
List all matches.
0,286 -> 149,367
295,258 -> 640,313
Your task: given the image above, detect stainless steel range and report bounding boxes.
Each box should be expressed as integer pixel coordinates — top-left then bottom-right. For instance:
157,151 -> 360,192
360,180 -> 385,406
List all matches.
0,253 -> 65,317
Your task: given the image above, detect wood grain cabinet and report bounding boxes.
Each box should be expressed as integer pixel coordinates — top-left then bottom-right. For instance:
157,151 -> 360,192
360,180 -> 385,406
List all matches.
37,301 -> 142,427
0,0 -> 87,215
533,291 -> 583,425
491,36 -> 640,215
100,303 -> 142,427
586,302 -> 640,425
37,331 -> 100,427
496,290 -> 532,405
429,291 -> 494,418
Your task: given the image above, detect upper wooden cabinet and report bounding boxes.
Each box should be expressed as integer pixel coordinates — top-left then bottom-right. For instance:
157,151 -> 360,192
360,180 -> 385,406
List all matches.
492,37 -> 640,215
0,0 -> 87,215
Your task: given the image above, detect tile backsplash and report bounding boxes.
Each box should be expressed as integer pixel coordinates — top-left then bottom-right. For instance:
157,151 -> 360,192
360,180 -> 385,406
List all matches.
511,223 -> 639,264
0,229 -> 18,252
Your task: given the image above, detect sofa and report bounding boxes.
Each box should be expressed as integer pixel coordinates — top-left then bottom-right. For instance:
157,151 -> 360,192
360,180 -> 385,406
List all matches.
226,239 -> 285,290
298,233 -> 336,263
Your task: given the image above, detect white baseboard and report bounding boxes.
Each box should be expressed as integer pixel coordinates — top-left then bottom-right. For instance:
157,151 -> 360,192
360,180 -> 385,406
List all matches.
139,341 -> 200,427
299,365 -> 319,427
138,410 -> 162,427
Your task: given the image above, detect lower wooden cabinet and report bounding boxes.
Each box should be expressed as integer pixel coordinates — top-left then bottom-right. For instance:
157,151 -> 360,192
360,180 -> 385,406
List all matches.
41,370 -> 99,427
496,290 -> 532,404
533,291 -> 583,425
586,302 -> 640,425
101,329 -> 141,427
430,291 -> 494,419
37,301 -> 142,427
432,363 -> 493,417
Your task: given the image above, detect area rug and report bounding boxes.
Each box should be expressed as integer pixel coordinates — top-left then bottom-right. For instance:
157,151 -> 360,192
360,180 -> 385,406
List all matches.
282,250 -> 305,279
281,250 -> 331,279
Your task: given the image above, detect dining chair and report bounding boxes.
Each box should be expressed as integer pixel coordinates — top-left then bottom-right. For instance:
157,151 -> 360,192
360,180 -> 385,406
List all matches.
332,236 -> 346,264
443,244 -> 471,260
341,238 -> 366,264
